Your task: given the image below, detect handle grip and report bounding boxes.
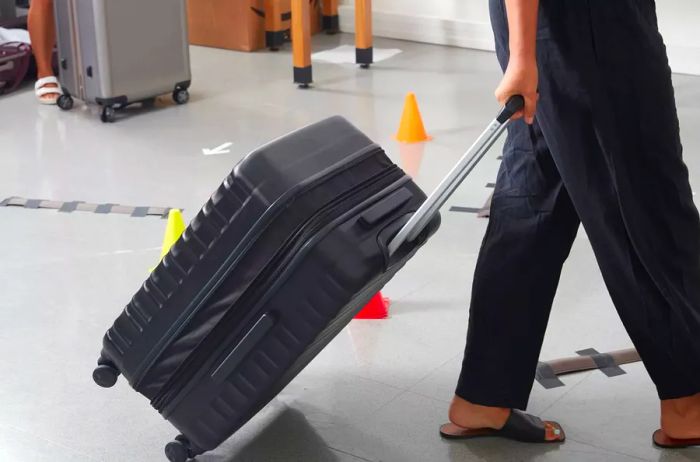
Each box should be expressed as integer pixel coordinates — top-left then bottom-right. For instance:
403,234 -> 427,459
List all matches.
387,95 -> 522,257
496,95 -> 526,124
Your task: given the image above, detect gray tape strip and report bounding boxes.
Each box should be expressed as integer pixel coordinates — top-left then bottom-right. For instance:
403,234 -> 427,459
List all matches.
496,156 -> 503,160
94,203 -> 116,214
450,206 -> 481,214
145,207 -> 169,217
576,348 -> 626,377
1,197 -> 24,207
75,203 -> 94,212
486,183 -> 496,188
2,196 -> 178,218
111,205 -> 134,215
58,201 -> 81,213
131,207 -> 150,217
9,197 -> 28,206
41,201 -> 64,210
477,193 -> 493,218
536,362 -> 565,389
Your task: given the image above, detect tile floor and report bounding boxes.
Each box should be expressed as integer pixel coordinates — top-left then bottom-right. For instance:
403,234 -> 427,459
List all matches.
1,33 -> 700,462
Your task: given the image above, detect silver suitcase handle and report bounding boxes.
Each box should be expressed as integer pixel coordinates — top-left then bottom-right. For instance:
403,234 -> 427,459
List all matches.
388,95 -> 525,256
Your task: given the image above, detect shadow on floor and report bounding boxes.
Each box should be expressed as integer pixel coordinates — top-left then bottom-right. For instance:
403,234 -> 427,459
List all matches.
444,436 -> 566,462
103,95 -> 188,122
656,447 -> 700,462
201,407 -> 346,462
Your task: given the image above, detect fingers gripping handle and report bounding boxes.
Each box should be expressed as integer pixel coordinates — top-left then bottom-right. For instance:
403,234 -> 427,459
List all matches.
496,95 -> 526,124
387,95 -> 523,257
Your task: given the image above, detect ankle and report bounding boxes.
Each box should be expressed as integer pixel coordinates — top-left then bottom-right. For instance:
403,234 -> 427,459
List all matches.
449,396 -> 510,430
36,70 -> 56,80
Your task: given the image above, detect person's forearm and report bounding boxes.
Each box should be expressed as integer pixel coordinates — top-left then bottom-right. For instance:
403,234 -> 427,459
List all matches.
505,0 -> 538,62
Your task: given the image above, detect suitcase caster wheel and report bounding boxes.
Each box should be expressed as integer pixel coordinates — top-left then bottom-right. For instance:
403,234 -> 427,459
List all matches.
173,89 -> 189,105
100,106 -> 116,123
92,364 -> 119,388
165,440 -> 189,462
166,435 -> 199,462
297,83 -> 310,90
57,94 -> 74,111
360,63 -> 371,69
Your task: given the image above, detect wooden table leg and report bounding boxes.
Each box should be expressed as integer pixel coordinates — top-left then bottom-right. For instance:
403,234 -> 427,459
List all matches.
265,0 -> 288,51
292,0 -> 312,88
322,0 -> 339,34
355,0 -> 372,68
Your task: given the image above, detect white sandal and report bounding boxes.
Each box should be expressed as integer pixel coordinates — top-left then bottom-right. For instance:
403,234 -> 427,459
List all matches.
35,76 -> 63,105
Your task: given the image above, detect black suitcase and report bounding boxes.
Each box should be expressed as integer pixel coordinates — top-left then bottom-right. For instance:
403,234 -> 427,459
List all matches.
94,99 -> 523,462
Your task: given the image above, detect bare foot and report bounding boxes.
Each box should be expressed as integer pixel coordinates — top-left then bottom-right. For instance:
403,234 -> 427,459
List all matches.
448,395 -> 562,441
661,392 -> 700,440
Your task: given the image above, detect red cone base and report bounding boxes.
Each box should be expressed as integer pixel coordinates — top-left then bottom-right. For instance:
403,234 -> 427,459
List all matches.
355,292 -> 390,319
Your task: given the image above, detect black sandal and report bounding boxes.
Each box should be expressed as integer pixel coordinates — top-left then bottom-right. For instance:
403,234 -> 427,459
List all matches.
440,409 -> 565,444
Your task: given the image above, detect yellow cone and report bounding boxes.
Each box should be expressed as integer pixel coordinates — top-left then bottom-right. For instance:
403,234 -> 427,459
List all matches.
395,92 -> 432,143
158,209 -> 186,261
150,209 -> 186,272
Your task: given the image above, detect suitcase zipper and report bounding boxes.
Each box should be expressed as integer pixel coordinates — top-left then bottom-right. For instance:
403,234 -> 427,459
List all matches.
151,165 -> 403,412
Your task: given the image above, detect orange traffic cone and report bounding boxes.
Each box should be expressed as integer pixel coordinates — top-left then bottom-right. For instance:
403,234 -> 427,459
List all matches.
354,292 -> 391,319
395,92 -> 432,143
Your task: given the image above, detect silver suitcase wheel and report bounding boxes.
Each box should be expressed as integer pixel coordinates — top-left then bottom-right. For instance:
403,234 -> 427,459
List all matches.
173,88 -> 189,105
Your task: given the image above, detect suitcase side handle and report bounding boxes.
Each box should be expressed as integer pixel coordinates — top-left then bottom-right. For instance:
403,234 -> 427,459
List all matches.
387,95 -> 524,257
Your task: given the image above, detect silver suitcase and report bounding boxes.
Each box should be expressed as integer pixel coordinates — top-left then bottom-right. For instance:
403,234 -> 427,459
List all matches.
54,0 -> 191,122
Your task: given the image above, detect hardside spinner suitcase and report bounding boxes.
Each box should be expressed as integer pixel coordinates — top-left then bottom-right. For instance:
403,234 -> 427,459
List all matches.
93,98 -> 524,461
53,0 -> 191,122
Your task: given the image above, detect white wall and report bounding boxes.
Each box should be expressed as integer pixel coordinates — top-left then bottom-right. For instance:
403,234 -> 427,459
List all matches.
655,0 -> 700,75
339,0 -> 700,75
339,0 -> 493,51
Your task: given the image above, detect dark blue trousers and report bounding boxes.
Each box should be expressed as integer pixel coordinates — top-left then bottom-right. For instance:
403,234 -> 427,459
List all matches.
457,0 -> 700,409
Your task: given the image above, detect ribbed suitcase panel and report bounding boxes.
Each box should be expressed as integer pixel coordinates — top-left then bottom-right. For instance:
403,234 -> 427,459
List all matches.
101,118 -> 386,394
103,172 -> 254,385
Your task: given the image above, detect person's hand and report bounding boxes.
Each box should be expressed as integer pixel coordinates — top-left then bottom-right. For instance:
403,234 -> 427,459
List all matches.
495,57 -> 539,124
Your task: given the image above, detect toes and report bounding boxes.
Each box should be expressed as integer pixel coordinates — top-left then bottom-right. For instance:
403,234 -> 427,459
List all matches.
545,422 -> 564,441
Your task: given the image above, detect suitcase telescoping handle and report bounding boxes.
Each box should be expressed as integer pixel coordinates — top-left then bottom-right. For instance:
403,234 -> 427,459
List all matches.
387,95 -> 525,257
